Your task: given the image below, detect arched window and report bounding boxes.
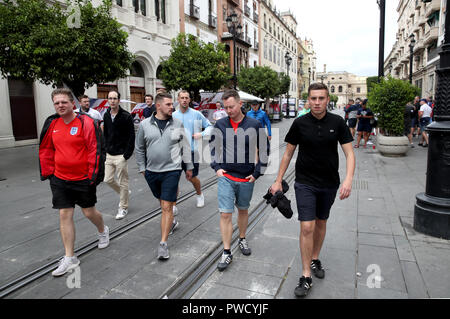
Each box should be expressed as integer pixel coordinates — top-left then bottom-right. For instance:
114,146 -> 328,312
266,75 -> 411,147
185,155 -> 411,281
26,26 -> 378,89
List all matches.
338,86 -> 343,93
130,61 -> 145,77
331,86 -> 335,93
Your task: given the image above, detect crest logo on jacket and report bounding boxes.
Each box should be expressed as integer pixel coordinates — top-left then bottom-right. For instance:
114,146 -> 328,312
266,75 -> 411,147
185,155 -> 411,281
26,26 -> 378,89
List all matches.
70,127 -> 78,135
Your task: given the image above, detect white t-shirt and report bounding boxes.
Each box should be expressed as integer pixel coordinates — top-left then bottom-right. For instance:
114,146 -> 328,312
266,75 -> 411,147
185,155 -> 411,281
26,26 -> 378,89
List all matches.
76,108 -> 103,122
419,103 -> 432,118
213,109 -> 227,122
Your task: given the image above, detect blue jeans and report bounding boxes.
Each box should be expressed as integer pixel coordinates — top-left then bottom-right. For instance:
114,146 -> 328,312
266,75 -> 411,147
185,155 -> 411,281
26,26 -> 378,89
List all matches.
217,177 -> 255,213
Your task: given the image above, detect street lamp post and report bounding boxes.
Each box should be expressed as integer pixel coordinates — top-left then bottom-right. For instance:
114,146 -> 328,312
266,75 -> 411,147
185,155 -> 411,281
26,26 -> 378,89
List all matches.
409,34 -> 416,84
377,0 -> 385,79
308,67 -> 311,88
414,0 -> 450,239
285,51 -> 292,118
226,13 -> 242,90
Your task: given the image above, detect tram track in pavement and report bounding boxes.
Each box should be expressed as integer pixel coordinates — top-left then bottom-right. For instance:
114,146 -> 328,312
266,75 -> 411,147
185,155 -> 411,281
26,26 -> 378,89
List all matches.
0,141 -> 289,298
161,167 -> 296,299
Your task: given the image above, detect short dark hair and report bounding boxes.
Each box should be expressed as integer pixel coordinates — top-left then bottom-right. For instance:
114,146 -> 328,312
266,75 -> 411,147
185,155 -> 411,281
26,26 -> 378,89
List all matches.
79,94 -> 89,100
155,92 -> 172,105
222,89 -> 240,102
178,90 -> 190,98
145,94 -> 153,99
51,88 -> 73,101
108,90 -> 120,100
308,83 -> 329,97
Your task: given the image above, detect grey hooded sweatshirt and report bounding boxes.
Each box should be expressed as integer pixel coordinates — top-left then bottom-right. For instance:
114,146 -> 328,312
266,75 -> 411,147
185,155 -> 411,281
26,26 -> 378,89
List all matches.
135,114 -> 193,173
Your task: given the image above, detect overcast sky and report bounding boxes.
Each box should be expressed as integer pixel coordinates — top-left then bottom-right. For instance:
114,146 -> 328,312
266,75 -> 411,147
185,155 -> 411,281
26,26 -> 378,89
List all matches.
276,0 -> 398,76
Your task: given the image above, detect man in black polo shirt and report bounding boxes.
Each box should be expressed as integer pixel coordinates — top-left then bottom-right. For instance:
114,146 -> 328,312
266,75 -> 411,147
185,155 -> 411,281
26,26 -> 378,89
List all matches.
270,83 -> 355,298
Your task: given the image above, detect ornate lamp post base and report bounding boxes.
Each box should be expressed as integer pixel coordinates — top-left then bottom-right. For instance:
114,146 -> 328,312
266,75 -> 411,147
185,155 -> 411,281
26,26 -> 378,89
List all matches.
413,118 -> 450,240
414,193 -> 450,239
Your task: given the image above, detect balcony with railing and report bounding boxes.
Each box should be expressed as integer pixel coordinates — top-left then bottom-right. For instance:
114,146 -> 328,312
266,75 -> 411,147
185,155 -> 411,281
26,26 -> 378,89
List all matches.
253,12 -> 258,23
424,25 -> 439,45
190,2 -> 200,20
425,0 -> 440,18
208,14 -> 217,28
244,5 -> 250,17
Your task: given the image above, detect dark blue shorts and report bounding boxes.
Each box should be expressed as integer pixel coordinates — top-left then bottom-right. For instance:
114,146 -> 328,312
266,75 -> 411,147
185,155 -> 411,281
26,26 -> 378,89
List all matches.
348,118 -> 357,128
419,117 -> 431,131
181,151 -> 199,178
294,182 -> 338,222
144,170 -> 182,202
357,122 -> 372,132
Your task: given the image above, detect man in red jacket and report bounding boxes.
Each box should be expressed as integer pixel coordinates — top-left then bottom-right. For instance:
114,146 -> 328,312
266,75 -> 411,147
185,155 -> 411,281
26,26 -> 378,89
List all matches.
39,88 -> 109,277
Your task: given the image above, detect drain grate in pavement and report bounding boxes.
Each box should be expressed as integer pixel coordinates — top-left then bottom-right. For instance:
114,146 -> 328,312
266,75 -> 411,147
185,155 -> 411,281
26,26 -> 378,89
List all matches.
353,180 -> 369,190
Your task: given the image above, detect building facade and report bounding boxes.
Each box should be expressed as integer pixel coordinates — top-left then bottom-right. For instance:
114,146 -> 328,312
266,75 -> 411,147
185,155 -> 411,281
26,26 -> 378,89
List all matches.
297,38 -> 316,98
0,0 -> 179,148
260,0 -> 298,101
384,0 -> 444,99
316,71 -> 368,106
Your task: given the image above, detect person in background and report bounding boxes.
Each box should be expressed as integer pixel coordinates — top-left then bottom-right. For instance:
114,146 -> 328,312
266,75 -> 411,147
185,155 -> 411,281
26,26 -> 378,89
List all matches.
297,102 -> 311,118
246,100 -> 272,141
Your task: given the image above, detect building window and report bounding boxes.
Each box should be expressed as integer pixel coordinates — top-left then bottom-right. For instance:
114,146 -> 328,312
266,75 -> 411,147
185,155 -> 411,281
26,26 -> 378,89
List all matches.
331,86 -> 335,93
155,0 -> 166,23
116,0 -> 122,6
264,39 -> 267,59
264,14 -> 266,29
338,86 -> 343,93
357,87 -> 361,93
273,45 -> 276,64
269,41 -> 272,62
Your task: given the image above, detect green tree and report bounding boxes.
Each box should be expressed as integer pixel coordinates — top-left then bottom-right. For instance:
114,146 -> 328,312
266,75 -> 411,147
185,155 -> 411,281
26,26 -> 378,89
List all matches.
301,92 -> 309,100
277,72 -> 291,96
0,0 -> 134,98
368,77 -> 420,136
237,66 -> 280,107
366,76 -> 379,94
159,33 -> 230,102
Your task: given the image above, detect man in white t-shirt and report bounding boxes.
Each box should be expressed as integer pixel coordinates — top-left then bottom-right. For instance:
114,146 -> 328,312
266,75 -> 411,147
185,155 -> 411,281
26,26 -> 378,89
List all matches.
76,95 -> 103,123
212,101 -> 227,123
418,98 -> 432,147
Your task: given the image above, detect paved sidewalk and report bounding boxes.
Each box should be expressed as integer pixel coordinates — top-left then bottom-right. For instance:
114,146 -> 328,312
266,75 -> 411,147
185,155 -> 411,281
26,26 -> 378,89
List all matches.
2,112 -> 449,299
193,112 -> 450,299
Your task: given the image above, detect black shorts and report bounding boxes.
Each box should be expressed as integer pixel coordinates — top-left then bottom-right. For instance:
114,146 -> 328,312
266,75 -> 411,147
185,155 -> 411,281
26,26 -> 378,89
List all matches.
294,182 -> 338,221
348,118 -> 357,128
50,176 -> 97,209
145,170 -> 182,202
181,151 -> 199,177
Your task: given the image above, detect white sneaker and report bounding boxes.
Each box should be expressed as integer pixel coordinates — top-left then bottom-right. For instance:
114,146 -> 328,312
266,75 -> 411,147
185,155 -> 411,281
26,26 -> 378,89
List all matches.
115,208 -> 128,220
98,225 -> 110,249
196,193 -> 205,208
173,205 -> 178,216
52,256 -> 80,277
367,141 -> 373,145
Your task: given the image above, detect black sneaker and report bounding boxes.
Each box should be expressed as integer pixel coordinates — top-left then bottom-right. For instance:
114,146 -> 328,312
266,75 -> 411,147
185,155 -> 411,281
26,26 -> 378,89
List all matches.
238,238 -> 251,256
311,259 -> 325,279
217,253 -> 233,271
294,276 -> 313,297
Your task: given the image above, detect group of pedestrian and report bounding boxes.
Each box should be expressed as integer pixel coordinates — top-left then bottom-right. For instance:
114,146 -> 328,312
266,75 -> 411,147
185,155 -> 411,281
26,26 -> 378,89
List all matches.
404,96 -> 433,148
39,83 -> 355,298
344,98 -> 375,148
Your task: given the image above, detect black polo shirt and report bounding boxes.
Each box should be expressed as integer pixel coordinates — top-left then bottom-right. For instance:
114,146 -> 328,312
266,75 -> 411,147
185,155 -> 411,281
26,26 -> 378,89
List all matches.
285,112 -> 353,188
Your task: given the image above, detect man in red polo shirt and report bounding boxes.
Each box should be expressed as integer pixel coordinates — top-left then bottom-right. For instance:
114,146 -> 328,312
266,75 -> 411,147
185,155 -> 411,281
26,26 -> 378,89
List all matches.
39,88 -> 109,277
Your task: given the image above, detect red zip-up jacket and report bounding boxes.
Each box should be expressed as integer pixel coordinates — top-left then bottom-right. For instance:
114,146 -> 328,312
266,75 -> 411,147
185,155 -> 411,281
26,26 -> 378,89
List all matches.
39,112 -> 104,185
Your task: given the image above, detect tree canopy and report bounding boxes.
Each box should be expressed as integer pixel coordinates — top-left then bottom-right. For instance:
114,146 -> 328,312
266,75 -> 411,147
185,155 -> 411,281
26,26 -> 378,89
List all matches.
0,0 -> 134,97
159,33 -> 230,101
237,66 -> 280,100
